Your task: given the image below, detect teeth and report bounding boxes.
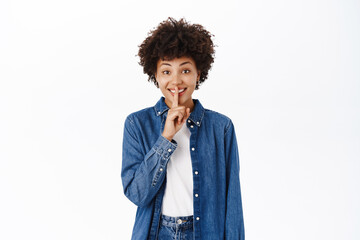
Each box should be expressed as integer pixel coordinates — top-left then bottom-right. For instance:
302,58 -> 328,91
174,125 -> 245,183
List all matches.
170,88 -> 185,93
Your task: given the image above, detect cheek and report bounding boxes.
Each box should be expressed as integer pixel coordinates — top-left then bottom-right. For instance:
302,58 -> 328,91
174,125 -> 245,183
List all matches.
185,76 -> 198,87
157,79 -> 167,89
156,79 -> 170,92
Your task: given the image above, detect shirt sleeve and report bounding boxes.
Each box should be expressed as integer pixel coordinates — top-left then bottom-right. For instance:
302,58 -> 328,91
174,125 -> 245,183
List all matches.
224,120 -> 245,239
121,115 -> 177,207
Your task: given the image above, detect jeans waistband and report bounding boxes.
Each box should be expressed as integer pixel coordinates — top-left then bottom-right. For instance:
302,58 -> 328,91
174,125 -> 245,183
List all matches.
160,214 -> 194,229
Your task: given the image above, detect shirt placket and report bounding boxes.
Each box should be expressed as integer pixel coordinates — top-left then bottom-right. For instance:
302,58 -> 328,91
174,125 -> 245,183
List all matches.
187,119 -> 201,240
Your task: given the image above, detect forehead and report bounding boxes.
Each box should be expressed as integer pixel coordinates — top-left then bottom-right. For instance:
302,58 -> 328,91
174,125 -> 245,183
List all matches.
157,56 -> 196,68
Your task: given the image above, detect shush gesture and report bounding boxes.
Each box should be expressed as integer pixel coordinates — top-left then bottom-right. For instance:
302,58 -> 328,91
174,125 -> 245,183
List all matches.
162,86 -> 191,141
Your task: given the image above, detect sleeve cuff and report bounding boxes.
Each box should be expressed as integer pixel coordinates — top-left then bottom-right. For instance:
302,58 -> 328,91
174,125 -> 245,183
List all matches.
153,135 -> 177,159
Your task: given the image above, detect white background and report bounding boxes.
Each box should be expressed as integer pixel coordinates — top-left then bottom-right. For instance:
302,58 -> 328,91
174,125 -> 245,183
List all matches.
0,0 -> 359,239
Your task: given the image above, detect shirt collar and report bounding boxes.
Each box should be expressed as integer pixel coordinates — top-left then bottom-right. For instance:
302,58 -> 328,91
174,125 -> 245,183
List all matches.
154,97 -> 205,127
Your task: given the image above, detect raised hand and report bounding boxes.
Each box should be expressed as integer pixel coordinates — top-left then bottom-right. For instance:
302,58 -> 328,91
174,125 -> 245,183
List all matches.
162,86 -> 191,141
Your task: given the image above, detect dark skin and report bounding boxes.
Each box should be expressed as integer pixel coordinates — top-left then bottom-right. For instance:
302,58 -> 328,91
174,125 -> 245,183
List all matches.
155,57 -> 200,141
161,86 -> 191,141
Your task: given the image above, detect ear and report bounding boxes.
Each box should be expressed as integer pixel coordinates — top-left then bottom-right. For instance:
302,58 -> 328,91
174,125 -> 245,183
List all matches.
197,71 -> 201,81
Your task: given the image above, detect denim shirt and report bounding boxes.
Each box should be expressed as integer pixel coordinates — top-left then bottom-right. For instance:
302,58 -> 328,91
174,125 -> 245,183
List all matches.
121,97 -> 245,240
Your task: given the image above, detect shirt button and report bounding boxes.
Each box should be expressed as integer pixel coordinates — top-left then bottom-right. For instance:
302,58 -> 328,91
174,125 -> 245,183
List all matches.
195,193 -> 199,197
196,217 -> 200,221
194,171 -> 199,175
168,148 -> 172,152
190,125 -> 194,128
191,147 -> 195,151
159,168 -> 163,172
158,111 -> 161,115
196,121 -> 200,125
187,120 -> 191,123
177,219 -> 182,224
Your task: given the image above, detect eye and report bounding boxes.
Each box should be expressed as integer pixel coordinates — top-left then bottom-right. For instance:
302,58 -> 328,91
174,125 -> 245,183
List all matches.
182,69 -> 190,74
162,70 -> 170,75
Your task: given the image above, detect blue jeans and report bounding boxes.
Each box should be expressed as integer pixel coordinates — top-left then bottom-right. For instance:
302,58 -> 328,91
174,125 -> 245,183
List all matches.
157,214 -> 194,240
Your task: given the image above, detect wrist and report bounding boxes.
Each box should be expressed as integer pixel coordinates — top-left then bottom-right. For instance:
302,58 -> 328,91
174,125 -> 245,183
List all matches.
161,133 -> 173,142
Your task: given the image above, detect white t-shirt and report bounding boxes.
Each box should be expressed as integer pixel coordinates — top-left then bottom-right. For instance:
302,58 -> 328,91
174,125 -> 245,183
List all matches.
161,123 -> 193,217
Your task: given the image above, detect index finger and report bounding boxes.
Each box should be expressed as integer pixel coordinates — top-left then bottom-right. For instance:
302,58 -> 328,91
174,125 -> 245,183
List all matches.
172,86 -> 179,108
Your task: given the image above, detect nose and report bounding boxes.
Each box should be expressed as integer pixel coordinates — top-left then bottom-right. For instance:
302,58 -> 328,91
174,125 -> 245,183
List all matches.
171,72 -> 182,85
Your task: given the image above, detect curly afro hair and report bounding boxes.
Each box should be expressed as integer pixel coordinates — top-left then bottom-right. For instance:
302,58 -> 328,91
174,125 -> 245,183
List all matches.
138,17 -> 215,89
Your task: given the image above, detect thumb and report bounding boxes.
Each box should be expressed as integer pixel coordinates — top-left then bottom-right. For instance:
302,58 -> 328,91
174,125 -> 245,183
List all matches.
182,108 -> 191,124
185,108 -> 191,120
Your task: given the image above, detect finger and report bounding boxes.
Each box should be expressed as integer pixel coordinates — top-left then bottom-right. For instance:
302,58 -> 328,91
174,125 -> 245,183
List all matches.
181,108 -> 190,124
177,111 -> 184,124
172,86 -> 179,108
183,108 -> 190,123
186,108 -> 190,119
167,107 -> 185,122
180,107 -> 188,124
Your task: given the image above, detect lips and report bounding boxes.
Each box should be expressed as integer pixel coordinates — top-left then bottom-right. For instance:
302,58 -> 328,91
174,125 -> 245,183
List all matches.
170,88 -> 185,93
168,88 -> 187,96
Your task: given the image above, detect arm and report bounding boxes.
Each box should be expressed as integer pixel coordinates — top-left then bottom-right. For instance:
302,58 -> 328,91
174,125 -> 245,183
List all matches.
121,115 -> 177,207
224,120 -> 245,239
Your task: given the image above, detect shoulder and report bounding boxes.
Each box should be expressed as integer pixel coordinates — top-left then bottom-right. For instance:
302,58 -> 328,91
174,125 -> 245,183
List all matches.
203,108 -> 234,134
204,108 -> 231,122
125,97 -> 167,124
125,106 -> 156,124
123,106 -> 159,137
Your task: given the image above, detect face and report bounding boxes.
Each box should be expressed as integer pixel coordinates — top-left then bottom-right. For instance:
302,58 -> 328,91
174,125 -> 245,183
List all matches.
155,56 -> 200,111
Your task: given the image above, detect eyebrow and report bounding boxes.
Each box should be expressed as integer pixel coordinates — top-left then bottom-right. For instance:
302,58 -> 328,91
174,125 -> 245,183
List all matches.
180,61 -> 192,66
160,61 -> 192,67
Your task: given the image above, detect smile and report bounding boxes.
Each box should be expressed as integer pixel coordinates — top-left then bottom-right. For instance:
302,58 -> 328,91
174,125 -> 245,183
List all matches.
168,88 -> 187,96
169,88 -> 185,93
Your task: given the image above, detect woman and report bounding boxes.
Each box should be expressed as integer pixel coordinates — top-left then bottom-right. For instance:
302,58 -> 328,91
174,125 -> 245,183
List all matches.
121,17 -> 245,240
